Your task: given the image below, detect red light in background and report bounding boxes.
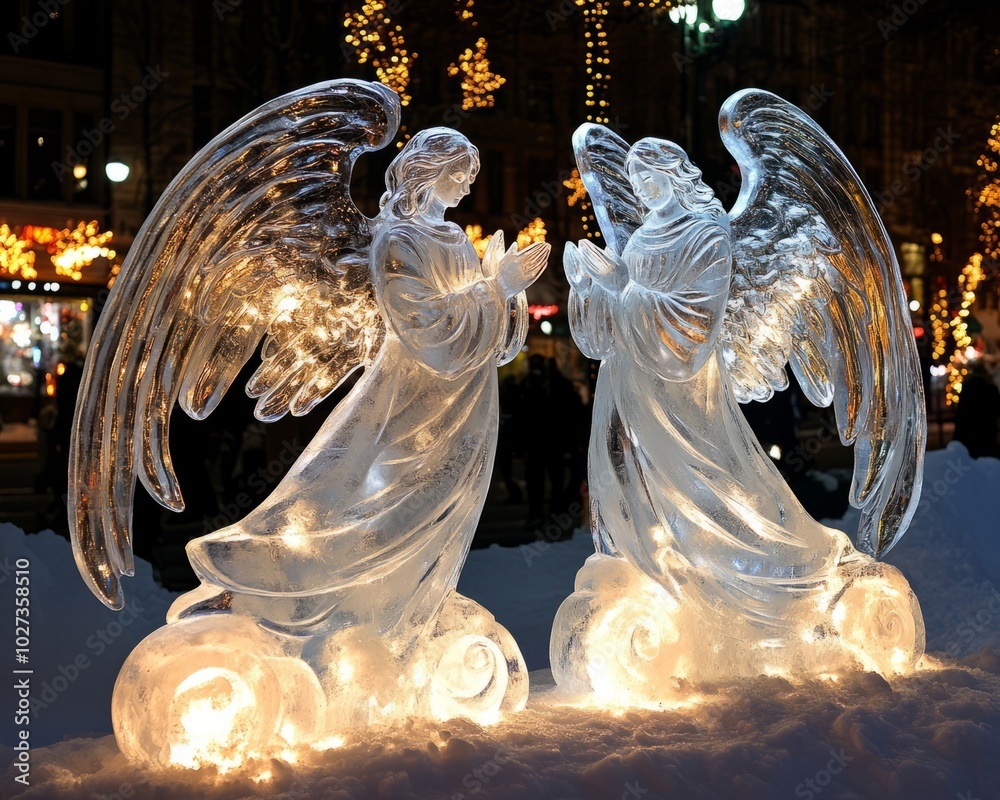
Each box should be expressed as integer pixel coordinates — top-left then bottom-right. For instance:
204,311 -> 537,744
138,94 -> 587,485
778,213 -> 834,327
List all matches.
528,304 -> 558,321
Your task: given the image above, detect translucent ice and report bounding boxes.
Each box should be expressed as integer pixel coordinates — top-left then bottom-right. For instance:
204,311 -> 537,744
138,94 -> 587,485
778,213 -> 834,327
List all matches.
553,89 -> 926,704
69,80 -> 548,767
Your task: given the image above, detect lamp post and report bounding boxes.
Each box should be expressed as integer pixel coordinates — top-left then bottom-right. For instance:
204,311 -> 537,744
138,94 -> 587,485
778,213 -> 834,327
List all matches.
668,0 -> 746,161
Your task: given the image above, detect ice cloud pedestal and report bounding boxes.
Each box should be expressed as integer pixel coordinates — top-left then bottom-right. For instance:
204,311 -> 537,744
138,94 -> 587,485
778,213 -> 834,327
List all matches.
551,553 -> 924,705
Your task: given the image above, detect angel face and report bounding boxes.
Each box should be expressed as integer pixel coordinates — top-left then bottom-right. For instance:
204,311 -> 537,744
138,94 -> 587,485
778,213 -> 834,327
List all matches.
628,165 -> 675,212
431,155 -> 477,209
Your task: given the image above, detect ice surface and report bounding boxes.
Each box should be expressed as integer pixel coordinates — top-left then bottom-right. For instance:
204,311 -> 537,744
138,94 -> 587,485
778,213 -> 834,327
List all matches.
65,80 -> 548,767
557,90 -> 927,702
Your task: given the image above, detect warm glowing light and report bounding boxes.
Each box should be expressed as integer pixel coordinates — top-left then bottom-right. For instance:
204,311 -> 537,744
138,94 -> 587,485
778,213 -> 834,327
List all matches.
578,0 -> 611,125
466,218 -> 548,259
448,37 -> 506,110
967,117 -> 1000,260
944,253 -> 984,405
50,221 -> 115,281
344,2 -> 416,106
0,225 -> 38,280
169,666 -> 256,771
768,444 -> 782,460
528,304 -> 559,321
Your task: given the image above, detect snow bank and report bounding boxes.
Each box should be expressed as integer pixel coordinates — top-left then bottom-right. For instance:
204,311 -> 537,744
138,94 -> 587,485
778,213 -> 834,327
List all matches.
1,444 -> 999,799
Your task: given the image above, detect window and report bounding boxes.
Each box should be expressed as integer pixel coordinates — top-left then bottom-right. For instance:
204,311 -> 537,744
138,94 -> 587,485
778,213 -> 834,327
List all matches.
70,112 -> 97,204
0,106 -> 16,198
28,109 -> 63,201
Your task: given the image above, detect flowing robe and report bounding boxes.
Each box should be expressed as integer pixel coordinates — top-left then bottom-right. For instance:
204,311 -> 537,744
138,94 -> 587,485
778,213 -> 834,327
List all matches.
177,219 -> 524,644
574,211 -> 854,635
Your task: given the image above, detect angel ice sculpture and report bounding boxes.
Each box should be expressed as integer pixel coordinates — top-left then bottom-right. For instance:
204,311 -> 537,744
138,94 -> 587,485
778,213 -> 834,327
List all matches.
69,80 -> 549,768
551,90 -> 926,705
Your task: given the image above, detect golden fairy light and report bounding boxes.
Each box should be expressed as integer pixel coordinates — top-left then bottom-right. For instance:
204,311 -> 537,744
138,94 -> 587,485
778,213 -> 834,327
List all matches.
465,218 -> 548,259
946,253 -> 984,405
51,221 -> 115,281
448,37 -> 506,110
967,116 -> 1000,261
516,217 -> 547,249
344,1 -> 416,106
578,0 -> 612,125
0,225 -> 38,280
448,1 -> 505,110
564,167 -> 600,241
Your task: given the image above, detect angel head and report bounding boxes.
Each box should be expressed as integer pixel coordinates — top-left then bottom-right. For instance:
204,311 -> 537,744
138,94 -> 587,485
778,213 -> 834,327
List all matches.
626,138 -> 724,219
380,128 -> 480,219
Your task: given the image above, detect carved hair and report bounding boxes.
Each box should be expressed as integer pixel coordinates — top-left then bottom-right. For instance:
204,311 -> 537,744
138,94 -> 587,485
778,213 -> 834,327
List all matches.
626,138 -> 724,218
380,128 -> 479,219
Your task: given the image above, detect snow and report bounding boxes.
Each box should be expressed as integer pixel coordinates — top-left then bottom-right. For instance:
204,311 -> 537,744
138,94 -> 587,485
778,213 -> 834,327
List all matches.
2,443 -> 1000,799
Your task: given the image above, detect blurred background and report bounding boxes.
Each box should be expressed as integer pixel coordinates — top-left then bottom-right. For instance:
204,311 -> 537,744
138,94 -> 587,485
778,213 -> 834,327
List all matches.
0,0 -> 998,591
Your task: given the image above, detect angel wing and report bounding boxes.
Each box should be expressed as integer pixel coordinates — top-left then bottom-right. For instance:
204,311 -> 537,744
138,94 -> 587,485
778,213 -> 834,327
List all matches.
564,124 -> 643,359
70,79 -> 401,608
718,89 -> 925,558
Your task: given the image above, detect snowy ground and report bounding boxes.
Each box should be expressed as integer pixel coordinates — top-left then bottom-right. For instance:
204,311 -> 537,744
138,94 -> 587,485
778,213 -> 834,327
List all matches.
2,443 -> 999,799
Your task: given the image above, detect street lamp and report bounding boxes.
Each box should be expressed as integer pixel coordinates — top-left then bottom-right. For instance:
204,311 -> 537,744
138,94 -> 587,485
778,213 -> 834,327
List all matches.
712,0 -> 746,23
106,162 -> 130,182
667,0 -> 747,160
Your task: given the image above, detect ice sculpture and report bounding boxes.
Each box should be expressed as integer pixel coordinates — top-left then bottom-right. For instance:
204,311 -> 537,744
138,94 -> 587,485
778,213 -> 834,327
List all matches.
69,80 -> 549,768
551,89 -> 926,705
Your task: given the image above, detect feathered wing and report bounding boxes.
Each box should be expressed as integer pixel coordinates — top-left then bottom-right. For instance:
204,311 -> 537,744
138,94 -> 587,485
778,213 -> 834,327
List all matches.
718,89 -> 925,558
565,124 -> 644,359
70,80 -> 401,608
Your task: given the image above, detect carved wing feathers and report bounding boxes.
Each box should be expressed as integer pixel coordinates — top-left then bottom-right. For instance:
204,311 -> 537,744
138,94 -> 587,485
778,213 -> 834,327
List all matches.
719,89 -> 925,558
566,124 -> 641,359
571,124 -> 643,257
70,80 -> 400,608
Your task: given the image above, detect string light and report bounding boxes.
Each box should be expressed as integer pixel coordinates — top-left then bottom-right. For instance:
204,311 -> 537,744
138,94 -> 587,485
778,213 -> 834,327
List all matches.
967,116 -> 1000,262
579,0 -> 611,125
465,218 -> 548,259
448,2 -> 505,110
564,167 -> 600,241
1,221 -> 114,282
50,221 -> 115,281
344,1 -> 415,106
0,225 -> 38,280
448,38 -> 506,110
945,253 -> 984,405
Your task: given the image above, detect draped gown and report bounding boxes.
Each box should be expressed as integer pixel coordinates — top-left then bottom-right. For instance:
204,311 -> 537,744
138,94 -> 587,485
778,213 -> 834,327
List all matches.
173,218 -> 524,646
575,208 -> 858,639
